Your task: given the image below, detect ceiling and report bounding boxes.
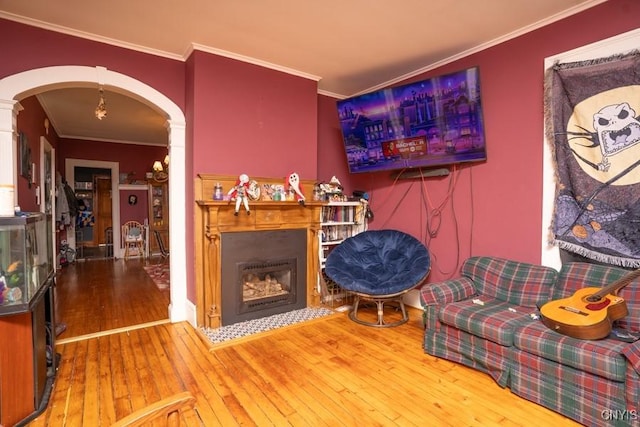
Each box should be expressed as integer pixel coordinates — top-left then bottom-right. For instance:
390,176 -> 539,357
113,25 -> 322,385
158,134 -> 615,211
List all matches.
0,0 -> 602,146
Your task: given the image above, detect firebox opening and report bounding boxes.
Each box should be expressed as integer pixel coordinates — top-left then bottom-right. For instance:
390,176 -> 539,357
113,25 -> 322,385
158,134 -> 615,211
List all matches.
240,258 -> 297,314
221,229 -> 307,325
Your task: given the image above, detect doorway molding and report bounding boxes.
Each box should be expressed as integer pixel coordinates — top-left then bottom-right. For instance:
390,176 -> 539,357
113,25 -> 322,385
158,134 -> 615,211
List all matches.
65,158 -> 120,254
40,136 -> 56,272
0,65 -> 191,325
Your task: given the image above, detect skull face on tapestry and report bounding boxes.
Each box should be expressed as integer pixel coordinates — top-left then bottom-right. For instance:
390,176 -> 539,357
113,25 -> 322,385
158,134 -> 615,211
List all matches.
593,102 -> 640,162
546,51 -> 640,267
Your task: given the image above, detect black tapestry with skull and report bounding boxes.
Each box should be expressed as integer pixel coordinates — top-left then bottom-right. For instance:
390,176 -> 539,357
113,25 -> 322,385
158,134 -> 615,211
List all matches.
546,51 -> 640,268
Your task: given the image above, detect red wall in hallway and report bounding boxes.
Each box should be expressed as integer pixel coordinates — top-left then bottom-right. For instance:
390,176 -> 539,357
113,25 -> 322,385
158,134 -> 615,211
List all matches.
14,96 -> 64,213
57,139 -> 167,183
119,189 -> 149,225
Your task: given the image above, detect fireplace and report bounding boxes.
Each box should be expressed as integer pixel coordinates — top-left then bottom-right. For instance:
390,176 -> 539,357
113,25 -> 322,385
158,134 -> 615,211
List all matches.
220,229 -> 307,325
196,173 -> 322,329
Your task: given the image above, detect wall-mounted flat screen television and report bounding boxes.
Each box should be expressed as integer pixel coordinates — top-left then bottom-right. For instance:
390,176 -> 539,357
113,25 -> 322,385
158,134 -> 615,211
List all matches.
336,66 -> 487,175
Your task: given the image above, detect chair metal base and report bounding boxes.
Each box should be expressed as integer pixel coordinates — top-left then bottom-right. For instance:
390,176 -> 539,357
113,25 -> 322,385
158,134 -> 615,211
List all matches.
349,293 -> 409,328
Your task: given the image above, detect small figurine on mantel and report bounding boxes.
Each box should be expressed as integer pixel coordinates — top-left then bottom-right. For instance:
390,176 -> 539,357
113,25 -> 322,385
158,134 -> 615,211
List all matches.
287,172 -> 306,205
228,173 -> 251,216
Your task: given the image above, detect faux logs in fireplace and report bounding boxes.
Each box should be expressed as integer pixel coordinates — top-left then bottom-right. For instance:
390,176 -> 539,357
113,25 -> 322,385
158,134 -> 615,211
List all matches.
220,229 -> 307,325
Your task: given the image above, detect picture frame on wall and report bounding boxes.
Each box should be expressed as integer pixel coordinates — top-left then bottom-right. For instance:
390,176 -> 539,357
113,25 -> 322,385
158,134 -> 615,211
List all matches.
19,132 -> 31,180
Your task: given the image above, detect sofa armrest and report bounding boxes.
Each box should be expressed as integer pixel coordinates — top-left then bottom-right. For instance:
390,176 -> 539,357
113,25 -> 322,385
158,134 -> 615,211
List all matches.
622,341 -> 640,411
420,277 -> 477,306
622,341 -> 640,376
420,277 -> 477,332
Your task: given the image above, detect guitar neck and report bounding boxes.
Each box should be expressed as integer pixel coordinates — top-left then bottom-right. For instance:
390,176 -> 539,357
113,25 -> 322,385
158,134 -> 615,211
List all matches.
594,268 -> 640,299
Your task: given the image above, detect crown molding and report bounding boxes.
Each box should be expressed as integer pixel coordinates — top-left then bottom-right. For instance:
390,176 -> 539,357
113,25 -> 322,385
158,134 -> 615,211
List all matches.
352,0 -> 608,97
186,43 -> 321,82
1,0 -> 607,99
0,11 -> 183,61
316,89 -> 345,100
0,11 -> 322,85
60,134 -> 167,147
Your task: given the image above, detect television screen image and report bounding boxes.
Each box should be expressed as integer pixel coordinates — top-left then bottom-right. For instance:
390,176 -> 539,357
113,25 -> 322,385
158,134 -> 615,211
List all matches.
336,66 -> 487,174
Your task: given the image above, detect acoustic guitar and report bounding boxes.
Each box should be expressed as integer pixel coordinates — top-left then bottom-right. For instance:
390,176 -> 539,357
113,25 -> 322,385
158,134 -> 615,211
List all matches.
539,268 -> 640,340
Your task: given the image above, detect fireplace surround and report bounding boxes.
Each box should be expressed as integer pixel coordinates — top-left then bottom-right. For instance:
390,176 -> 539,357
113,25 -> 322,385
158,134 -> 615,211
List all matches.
196,174 -> 322,328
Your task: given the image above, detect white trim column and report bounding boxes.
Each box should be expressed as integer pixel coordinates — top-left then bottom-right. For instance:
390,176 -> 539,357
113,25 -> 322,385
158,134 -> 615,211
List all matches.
0,100 -> 20,208
167,119 -> 188,323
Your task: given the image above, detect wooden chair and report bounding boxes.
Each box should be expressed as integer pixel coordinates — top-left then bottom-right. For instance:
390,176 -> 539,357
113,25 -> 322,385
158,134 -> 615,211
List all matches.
122,221 -> 145,260
111,391 -> 196,427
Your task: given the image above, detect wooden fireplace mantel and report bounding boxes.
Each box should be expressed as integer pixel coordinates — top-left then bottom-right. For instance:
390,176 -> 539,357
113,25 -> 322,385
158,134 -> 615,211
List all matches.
195,174 -> 322,328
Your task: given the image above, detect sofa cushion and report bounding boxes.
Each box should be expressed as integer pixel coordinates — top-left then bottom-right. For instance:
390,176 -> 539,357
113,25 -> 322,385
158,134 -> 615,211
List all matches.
438,296 -> 537,346
554,262 -> 640,333
553,262 -> 633,299
462,257 -> 558,307
514,321 -> 629,382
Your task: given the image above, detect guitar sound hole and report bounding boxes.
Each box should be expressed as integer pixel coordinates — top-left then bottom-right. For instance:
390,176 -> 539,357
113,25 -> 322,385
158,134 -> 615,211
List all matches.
586,295 -> 602,303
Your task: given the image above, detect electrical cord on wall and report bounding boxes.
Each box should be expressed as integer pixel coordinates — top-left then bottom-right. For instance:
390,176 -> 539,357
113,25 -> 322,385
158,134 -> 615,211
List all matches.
420,164 -> 464,279
379,181 -> 415,230
366,169 -> 402,213
358,164 -> 475,280
364,170 -> 415,230
423,165 -> 459,238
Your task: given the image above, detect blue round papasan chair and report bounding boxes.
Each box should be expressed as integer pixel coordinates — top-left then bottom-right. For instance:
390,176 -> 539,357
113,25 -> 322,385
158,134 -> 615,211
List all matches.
324,229 -> 431,327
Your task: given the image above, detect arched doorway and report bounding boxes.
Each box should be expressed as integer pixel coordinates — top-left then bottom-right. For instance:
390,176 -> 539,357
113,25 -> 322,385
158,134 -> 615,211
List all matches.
0,65 -> 190,324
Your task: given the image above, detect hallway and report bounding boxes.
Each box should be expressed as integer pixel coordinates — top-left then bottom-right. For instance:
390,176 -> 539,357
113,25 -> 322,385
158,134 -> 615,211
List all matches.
54,258 -> 170,342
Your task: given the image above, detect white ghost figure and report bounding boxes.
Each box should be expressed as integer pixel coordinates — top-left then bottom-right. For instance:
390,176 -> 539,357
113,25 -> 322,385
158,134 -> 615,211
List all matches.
287,172 -> 305,203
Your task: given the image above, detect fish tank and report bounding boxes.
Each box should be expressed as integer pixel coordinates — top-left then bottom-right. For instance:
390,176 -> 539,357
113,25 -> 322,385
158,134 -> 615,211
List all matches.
0,212 -> 53,315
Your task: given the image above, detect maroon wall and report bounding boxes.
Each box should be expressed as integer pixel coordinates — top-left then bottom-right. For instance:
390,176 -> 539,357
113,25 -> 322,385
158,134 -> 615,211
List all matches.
14,96 -> 61,212
57,139 -> 167,182
1,16 -> 186,236
0,19 -> 185,110
189,50 -> 319,179
317,95 -> 350,186
120,189 -> 149,225
318,0 -> 640,282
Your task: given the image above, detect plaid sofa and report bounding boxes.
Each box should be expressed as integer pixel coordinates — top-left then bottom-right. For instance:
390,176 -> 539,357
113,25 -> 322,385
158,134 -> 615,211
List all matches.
420,256 -> 640,426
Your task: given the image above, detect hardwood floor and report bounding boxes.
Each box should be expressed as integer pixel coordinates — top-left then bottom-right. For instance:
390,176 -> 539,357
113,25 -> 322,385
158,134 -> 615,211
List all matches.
29,261 -> 578,426
54,258 -> 170,341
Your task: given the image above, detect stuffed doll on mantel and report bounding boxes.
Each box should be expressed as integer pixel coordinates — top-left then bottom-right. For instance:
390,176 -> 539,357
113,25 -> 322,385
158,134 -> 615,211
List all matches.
228,173 -> 251,216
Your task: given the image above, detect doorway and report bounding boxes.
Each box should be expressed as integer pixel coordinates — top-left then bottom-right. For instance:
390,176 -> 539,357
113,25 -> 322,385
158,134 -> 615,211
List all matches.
65,159 -> 120,260
95,175 -> 113,251
0,65 -> 189,325
39,137 -> 56,272
70,166 -> 112,259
